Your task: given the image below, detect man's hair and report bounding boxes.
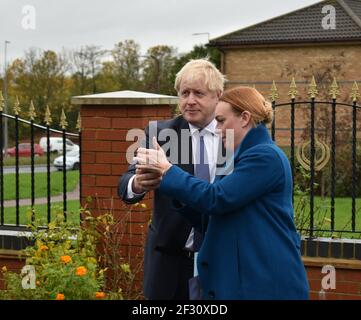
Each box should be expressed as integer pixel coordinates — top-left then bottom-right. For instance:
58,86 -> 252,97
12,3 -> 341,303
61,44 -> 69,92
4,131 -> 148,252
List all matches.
174,58 -> 226,93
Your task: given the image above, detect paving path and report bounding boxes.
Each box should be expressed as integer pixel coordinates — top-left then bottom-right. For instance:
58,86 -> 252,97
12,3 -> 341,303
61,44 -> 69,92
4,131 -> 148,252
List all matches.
3,184 -> 80,208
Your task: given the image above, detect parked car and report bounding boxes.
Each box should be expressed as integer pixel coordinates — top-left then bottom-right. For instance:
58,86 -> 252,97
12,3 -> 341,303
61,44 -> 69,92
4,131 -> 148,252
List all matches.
7,143 -> 44,157
53,152 -> 80,171
39,137 -> 79,155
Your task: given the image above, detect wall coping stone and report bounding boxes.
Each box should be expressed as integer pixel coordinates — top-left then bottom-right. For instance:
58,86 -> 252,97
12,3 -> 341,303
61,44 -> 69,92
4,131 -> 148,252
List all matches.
303,256 -> 361,270
71,90 -> 179,106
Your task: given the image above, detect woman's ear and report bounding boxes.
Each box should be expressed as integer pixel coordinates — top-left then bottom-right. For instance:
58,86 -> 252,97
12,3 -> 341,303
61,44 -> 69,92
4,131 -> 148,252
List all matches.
240,111 -> 252,128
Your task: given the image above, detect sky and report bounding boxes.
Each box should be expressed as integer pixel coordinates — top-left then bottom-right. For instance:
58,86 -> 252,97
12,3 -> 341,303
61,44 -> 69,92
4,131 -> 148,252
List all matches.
0,0 -> 321,67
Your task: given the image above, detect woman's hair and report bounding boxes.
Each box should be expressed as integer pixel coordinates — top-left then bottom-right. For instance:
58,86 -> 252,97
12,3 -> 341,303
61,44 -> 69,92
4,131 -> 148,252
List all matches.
174,58 -> 226,93
219,86 -> 273,125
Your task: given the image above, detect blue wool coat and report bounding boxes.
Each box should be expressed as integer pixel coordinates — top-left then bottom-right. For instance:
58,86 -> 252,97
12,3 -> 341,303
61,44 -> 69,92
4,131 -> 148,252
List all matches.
159,123 -> 310,300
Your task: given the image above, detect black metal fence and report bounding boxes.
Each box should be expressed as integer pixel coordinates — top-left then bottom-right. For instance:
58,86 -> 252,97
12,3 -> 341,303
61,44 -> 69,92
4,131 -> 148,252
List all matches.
0,96 -> 81,228
271,78 -> 360,239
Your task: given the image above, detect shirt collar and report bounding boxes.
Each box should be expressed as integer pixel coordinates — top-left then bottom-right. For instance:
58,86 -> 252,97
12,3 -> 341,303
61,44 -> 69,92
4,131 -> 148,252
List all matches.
189,119 -> 217,136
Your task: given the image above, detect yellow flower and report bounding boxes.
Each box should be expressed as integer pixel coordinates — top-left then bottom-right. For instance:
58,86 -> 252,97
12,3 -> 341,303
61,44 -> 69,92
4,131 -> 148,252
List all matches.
1,266 -> 7,273
95,292 -> 106,299
141,203 -> 147,208
55,293 -> 65,300
60,255 -> 72,264
36,280 -> 40,286
75,266 -> 87,276
40,245 -> 49,252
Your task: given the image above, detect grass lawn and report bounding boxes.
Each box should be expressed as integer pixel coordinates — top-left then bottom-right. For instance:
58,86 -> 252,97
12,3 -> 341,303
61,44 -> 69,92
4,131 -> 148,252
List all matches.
2,200 -> 81,226
3,171 -> 79,200
294,195 -> 361,238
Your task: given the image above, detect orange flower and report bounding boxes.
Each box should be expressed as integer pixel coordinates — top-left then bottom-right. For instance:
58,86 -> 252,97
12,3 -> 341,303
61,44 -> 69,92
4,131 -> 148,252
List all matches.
75,266 -> 87,276
60,255 -> 72,264
55,293 -> 65,300
95,292 -> 106,299
40,245 -> 49,252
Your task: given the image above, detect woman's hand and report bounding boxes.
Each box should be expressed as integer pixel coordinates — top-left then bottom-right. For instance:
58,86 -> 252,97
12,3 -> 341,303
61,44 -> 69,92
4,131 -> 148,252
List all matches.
133,137 -> 172,175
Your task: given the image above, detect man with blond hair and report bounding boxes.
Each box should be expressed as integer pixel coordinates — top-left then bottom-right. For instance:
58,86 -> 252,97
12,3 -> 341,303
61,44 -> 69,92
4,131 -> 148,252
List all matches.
118,58 -> 225,300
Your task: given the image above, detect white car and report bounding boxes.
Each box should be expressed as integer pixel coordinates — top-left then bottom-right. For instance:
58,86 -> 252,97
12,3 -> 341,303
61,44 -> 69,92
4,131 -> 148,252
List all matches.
54,152 -> 80,171
39,137 -> 79,155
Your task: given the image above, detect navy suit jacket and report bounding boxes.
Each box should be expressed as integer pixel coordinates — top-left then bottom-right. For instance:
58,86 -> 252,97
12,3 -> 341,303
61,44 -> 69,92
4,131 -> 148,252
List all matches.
118,116 -> 205,299
159,123 -> 310,300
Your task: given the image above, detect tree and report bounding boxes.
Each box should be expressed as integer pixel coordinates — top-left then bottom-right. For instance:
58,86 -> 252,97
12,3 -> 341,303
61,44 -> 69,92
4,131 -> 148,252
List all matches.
9,48 -> 71,127
71,45 -> 107,95
110,40 -> 142,90
142,45 -> 178,94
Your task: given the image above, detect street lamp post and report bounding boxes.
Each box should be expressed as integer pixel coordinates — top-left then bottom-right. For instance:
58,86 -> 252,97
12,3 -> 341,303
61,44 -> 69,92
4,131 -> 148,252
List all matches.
192,32 -> 210,42
149,55 -> 160,93
141,55 -> 161,93
3,40 -> 10,157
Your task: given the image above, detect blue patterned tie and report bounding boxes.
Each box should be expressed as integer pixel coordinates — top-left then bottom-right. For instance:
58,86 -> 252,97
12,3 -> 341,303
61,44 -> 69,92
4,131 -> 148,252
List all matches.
195,134 -> 211,182
193,133 -> 210,251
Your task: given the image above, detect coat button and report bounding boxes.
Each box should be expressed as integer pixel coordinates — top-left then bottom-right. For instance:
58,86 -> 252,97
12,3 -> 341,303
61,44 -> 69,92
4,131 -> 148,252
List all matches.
208,291 -> 215,299
201,261 -> 208,268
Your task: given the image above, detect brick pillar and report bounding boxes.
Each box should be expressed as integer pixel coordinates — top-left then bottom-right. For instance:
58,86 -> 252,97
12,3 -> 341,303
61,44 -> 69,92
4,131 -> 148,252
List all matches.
71,91 -> 178,297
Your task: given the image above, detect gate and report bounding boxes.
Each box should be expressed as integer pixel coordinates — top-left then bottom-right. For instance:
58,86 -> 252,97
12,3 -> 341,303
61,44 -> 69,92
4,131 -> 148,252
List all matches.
271,77 -> 360,239
0,93 -> 81,231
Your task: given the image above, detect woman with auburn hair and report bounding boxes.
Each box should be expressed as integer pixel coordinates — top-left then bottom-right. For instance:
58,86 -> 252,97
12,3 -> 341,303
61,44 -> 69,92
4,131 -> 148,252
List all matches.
135,86 -> 310,300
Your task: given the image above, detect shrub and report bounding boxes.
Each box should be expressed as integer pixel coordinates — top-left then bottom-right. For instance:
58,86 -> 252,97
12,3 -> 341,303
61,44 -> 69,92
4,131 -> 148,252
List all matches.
0,202 -> 146,300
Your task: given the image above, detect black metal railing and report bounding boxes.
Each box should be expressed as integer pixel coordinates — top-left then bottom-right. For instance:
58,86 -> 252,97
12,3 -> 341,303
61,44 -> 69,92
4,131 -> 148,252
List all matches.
271,78 -> 360,239
0,99 -> 81,228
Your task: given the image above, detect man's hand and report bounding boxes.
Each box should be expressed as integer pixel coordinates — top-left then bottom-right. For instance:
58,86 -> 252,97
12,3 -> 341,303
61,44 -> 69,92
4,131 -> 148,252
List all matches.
132,167 -> 163,193
134,137 -> 172,175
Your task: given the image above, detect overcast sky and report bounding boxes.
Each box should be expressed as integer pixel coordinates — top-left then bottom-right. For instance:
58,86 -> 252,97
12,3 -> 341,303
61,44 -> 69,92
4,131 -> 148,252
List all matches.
0,0 -> 320,65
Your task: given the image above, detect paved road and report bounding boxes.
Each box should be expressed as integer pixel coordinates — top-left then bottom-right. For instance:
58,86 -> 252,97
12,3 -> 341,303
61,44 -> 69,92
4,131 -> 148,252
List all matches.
3,165 -> 57,174
3,184 -> 80,208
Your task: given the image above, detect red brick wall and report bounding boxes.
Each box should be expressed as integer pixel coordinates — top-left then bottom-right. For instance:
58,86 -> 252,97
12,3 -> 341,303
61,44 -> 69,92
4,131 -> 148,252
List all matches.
2,251 -> 361,299
0,252 -> 25,290
304,258 -> 361,300
80,103 -> 172,296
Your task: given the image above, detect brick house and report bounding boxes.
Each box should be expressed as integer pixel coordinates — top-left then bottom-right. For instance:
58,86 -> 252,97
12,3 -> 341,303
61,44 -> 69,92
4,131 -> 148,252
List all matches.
208,0 -> 361,145
208,0 -> 361,99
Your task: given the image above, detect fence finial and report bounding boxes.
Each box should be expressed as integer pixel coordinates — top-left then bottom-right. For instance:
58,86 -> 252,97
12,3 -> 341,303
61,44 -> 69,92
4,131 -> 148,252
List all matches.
0,91 -> 4,112
351,81 -> 360,102
76,112 -> 81,132
60,108 -> 68,130
270,81 -> 279,102
329,77 -> 340,100
288,78 -> 298,99
28,100 -> 36,120
13,96 -> 21,115
44,105 -> 52,126
308,76 -> 318,99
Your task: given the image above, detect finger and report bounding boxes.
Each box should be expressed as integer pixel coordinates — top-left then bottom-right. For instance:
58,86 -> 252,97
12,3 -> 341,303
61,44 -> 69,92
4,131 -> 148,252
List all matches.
138,177 -> 162,186
137,171 -> 162,179
133,156 -> 148,165
138,179 -> 163,189
136,147 -> 148,155
153,137 -> 161,150
136,164 -> 162,173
